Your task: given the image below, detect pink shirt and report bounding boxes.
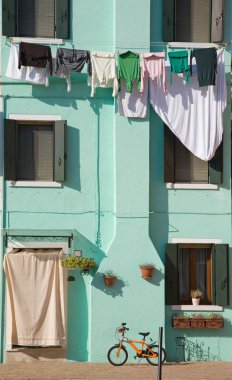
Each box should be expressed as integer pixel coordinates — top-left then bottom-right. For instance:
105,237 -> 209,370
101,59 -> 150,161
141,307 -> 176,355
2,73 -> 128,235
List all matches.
140,52 -> 166,92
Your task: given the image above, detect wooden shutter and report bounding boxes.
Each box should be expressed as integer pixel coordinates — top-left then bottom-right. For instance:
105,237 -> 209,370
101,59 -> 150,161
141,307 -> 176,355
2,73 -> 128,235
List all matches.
18,0 -> 55,38
54,120 -> 66,182
174,138 -> 208,183
212,244 -> 229,306
164,125 -> 175,182
162,0 -> 175,42
4,120 -> 17,181
176,0 -> 211,42
165,244 -> 179,305
211,0 -> 224,42
55,0 -> 70,39
208,142 -> 223,184
2,0 -> 16,36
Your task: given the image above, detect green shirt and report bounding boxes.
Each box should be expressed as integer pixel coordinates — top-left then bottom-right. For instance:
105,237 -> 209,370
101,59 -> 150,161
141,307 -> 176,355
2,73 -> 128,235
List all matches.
117,51 -> 141,93
168,50 -> 190,84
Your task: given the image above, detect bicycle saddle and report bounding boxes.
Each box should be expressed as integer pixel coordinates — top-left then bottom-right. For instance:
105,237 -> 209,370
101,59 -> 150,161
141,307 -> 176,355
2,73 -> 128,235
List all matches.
139,332 -> 150,337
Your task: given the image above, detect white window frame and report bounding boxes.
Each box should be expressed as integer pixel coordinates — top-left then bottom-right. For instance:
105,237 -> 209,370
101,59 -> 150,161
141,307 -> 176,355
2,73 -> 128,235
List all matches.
8,114 -> 62,188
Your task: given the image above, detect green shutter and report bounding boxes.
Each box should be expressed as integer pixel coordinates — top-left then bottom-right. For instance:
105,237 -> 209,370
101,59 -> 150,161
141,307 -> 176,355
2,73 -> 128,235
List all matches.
211,0 -> 224,42
55,0 -> 70,39
165,244 -> 179,305
4,120 -> 17,181
208,142 -> 223,184
212,244 -> 229,306
2,0 -> 16,36
162,0 -> 175,42
54,120 -> 66,182
164,125 -> 175,183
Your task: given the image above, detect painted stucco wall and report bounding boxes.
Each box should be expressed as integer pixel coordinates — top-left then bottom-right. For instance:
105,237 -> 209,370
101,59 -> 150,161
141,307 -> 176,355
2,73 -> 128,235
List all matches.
0,0 -> 231,364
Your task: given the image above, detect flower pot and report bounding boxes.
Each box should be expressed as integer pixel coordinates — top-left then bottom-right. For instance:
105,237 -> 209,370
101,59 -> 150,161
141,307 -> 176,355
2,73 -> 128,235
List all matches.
190,319 -> 205,328
140,266 -> 154,279
173,318 -> 190,328
192,297 -> 200,306
205,319 -> 224,329
104,276 -> 116,287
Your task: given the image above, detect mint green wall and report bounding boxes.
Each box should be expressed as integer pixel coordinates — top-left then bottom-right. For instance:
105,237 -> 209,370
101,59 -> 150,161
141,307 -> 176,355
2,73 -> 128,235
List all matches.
0,0 -> 231,364
150,0 -> 232,361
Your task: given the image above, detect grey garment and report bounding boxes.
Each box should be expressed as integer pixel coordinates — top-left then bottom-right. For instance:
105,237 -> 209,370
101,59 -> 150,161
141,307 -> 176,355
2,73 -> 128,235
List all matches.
55,48 -> 92,76
52,57 -> 71,92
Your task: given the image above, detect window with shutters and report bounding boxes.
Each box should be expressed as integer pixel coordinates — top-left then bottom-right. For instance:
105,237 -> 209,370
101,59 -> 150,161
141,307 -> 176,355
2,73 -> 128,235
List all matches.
165,243 -> 229,306
164,127 -> 223,184
4,120 -> 67,182
178,245 -> 212,304
2,0 -> 70,39
163,0 -> 224,43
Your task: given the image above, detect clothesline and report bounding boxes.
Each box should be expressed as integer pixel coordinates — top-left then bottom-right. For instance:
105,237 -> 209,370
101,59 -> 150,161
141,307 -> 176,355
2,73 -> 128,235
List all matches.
7,37 -> 229,49
4,42 -> 227,162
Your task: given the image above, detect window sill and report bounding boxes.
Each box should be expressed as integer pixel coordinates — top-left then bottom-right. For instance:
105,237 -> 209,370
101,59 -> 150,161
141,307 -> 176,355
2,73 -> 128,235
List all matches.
9,181 -> 62,188
9,37 -> 63,45
167,42 -> 221,49
171,305 -> 223,311
166,183 -> 218,190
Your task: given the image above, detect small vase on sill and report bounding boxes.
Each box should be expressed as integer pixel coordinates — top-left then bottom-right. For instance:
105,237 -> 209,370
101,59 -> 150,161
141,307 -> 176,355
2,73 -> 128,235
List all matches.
191,297 -> 200,306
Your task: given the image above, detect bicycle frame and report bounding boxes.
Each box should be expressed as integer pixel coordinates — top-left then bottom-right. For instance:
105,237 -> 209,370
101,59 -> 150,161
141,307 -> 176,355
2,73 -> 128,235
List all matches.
117,334 -> 157,359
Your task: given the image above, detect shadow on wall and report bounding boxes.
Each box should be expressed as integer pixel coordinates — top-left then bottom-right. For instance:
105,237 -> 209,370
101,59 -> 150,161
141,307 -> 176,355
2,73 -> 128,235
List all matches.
149,107 -> 169,266
91,272 -> 127,298
67,230 -> 106,362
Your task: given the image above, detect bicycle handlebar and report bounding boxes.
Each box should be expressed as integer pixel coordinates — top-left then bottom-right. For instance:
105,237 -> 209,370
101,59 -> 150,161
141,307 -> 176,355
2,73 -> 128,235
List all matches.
120,323 -> 129,331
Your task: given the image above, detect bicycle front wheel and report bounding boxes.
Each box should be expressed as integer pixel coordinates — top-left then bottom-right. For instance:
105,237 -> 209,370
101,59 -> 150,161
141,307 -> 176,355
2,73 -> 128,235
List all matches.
107,344 -> 128,366
145,344 -> 166,366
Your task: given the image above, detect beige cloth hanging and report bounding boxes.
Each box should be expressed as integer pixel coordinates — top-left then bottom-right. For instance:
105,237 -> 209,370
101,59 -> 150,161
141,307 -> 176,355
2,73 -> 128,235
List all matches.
4,249 -> 67,348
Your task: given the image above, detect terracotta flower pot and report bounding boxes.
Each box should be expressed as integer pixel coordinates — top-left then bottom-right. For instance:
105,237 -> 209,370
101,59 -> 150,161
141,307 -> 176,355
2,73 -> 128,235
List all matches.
173,318 -> 191,328
140,266 -> 154,279
205,319 -> 224,329
104,276 -> 116,287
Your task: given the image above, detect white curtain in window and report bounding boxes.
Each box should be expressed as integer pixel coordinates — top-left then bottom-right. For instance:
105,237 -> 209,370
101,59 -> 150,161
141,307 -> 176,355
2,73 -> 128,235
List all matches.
4,249 -> 67,348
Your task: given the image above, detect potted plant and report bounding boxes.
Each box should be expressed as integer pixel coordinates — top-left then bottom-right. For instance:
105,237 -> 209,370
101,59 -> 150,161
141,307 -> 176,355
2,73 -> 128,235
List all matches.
205,313 -> 224,329
190,289 -> 202,306
103,270 -> 117,287
190,313 -> 206,328
139,263 -> 155,279
61,256 -> 81,270
173,314 -> 190,328
61,256 -> 96,271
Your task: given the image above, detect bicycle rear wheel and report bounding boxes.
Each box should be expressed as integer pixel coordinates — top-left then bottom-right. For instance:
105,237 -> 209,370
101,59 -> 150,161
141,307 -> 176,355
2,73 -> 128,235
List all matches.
145,344 -> 166,366
107,344 -> 128,366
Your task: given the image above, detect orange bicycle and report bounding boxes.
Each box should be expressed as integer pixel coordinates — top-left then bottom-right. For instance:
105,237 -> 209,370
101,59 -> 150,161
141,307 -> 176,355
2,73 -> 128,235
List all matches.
107,322 -> 166,366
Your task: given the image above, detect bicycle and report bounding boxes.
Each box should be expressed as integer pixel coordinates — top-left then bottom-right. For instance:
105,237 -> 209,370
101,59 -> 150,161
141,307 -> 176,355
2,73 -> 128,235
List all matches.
107,322 -> 166,366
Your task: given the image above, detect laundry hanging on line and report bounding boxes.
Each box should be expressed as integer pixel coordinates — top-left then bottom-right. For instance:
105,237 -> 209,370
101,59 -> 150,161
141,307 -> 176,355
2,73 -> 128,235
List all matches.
5,42 -> 227,160
18,42 -> 53,74
89,51 -> 118,97
150,49 -> 226,161
190,48 -> 217,87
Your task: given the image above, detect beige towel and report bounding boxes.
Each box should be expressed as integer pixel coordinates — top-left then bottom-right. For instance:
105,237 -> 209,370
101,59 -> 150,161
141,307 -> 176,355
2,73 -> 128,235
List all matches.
4,249 -> 67,347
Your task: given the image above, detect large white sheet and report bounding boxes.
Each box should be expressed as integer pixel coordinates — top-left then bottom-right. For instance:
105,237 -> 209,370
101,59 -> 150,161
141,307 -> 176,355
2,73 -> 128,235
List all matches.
150,49 -> 227,161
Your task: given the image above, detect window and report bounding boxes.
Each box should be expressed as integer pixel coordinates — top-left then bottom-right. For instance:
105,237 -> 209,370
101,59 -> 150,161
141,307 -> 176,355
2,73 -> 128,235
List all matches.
178,245 -> 212,304
165,243 -> 229,306
164,127 -> 223,184
162,0 -> 224,43
2,0 -> 69,39
4,120 -> 67,182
